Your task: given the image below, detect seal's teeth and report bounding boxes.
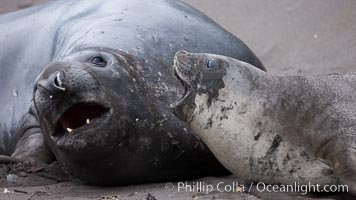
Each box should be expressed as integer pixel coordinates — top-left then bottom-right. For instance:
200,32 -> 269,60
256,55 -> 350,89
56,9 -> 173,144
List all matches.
86,119 -> 91,125
67,128 -> 73,133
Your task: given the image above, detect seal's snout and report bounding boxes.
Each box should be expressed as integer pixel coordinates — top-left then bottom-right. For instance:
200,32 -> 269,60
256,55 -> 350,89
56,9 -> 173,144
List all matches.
53,71 -> 66,92
175,50 -> 188,57
173,50 -> 197,84
36,71 -> 66,99
174,50 -> 190,67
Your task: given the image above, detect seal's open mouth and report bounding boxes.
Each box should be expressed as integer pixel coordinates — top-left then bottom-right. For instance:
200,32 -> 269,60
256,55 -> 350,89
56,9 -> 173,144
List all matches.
173,69 -> 191,107
173,52 -> 194,106
55,102 -> 109,135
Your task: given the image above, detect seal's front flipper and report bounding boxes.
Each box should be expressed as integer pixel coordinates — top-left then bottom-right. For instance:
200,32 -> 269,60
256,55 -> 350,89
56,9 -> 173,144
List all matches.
11,130 -> 53,164
11,107 -> 54,164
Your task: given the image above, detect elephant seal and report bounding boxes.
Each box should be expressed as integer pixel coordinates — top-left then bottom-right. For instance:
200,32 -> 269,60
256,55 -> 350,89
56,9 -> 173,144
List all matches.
0,0 -> 265,185
172,50 -> 356,194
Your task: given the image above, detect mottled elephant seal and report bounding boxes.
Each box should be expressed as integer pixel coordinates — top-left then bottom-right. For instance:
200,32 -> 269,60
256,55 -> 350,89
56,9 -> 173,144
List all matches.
172,50 -> 356,194
0,0 -> 265,185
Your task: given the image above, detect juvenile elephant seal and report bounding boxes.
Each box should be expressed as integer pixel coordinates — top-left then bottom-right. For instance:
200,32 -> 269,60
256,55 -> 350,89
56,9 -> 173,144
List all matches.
172,50 -> 356,194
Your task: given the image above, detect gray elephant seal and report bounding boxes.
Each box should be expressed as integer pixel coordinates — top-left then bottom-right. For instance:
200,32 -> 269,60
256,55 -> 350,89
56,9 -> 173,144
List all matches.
0,0 -> 265,185
172,50 -> 356,194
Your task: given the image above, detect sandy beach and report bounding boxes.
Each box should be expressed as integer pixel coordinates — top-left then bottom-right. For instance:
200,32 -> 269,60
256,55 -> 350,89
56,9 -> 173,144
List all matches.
0,0 -> 355,199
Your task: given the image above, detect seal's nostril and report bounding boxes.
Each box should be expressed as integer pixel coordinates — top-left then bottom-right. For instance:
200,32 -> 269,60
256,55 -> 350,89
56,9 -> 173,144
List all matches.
54,73 -> 62,87
53,72 -> 66,91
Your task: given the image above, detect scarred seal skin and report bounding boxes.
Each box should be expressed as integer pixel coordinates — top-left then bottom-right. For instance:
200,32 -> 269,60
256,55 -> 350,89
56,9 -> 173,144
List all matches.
172,50 -> 356,195
0,0 -> 264,185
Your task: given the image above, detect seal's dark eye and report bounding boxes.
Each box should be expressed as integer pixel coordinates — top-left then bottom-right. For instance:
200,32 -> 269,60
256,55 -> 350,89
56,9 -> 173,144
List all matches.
90,56 -> 106,66
207,59 -> 218,69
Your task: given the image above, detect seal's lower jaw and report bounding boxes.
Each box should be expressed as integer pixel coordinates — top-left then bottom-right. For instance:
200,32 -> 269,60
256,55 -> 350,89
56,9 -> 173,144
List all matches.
174,88 -> 191,108
54,102 -> 110,137
172,68 -> 191,108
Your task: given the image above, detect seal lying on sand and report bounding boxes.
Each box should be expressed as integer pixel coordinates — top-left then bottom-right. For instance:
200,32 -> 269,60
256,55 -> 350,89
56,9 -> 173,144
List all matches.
172,50 -> 356,194
0,0 -> 265,185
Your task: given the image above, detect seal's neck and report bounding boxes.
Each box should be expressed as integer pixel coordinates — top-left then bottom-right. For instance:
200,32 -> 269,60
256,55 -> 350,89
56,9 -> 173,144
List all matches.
223,60 -> 269,96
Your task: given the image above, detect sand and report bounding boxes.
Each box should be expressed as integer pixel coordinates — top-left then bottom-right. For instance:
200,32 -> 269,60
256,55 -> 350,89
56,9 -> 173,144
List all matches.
0,0 -> 355,199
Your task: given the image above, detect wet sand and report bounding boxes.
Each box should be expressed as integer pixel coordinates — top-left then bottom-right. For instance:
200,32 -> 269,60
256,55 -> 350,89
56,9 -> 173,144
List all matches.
184,0 -> 356,75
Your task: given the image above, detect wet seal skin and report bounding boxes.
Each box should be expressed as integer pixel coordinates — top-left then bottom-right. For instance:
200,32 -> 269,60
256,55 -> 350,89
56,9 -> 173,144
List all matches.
172,50 -> 356,195
0,0 -> 265,185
